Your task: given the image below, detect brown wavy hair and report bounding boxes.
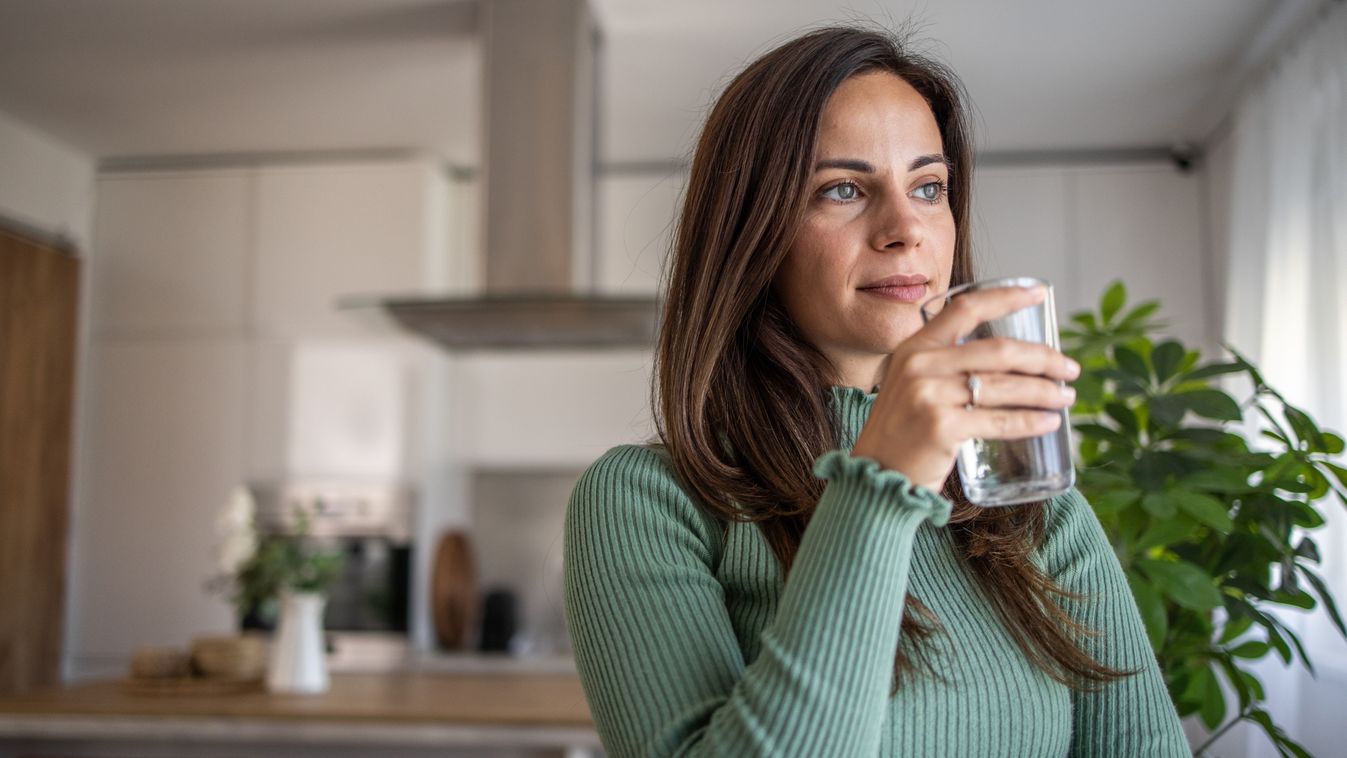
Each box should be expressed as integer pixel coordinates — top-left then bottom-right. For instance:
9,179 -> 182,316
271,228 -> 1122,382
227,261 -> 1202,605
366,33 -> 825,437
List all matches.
651,26 -> 1131,691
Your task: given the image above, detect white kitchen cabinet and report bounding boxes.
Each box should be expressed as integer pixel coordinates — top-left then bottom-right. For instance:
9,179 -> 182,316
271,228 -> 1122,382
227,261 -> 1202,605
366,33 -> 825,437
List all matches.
252,161 -> 446,339
71,159 -> 452,678
449,351 -> 655,467
68,341 -> 245,670
91,171 -> 252,337
248,338 -> 426,481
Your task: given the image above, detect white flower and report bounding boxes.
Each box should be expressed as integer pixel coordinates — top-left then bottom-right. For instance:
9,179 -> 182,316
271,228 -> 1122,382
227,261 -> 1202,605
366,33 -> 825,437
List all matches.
216,485 -> 258,576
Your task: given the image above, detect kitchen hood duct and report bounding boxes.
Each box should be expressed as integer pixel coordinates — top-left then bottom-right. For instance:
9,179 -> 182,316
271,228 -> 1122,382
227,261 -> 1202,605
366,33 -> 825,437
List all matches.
357,0 -> 658,350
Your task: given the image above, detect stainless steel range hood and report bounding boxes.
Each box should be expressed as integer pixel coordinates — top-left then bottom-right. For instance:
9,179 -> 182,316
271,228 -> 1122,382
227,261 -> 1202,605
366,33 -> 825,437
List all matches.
351,0 -> 658,351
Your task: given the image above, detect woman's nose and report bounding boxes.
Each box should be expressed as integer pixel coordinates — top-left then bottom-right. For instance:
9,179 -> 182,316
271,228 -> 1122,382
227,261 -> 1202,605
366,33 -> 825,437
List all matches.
869,192 -> 924,252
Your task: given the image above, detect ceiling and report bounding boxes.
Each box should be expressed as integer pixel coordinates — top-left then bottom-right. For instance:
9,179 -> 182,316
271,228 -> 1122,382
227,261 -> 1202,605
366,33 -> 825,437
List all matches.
0,0 -> 1313,165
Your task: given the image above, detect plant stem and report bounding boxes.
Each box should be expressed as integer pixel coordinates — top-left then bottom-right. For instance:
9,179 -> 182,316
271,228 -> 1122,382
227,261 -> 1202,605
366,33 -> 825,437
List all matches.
1192,707 -> 1252,756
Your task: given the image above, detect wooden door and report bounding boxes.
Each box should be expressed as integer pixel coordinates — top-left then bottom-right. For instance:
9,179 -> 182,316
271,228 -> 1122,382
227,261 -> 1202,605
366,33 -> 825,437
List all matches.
0,227 -> 79,695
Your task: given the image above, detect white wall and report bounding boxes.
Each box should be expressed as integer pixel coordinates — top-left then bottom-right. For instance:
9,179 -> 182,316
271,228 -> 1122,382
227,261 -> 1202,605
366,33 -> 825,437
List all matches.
0,110 -> 95,252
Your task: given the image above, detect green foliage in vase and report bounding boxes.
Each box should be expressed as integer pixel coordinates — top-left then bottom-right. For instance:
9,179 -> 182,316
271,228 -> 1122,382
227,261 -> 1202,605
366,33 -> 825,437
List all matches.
1063,281 -> 1347,758
209,508 -> 344,627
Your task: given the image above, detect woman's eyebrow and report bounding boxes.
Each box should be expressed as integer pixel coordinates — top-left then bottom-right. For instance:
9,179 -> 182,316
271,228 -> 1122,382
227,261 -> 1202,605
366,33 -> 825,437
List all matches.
814,154 -> 951,173
908,153 -> 951,171
815,158 -> 874,172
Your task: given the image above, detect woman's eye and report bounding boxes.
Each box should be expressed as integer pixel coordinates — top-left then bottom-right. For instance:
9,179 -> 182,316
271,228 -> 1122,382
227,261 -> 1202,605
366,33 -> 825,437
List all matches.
821,181 -> 861,202
913,181 -> 946,203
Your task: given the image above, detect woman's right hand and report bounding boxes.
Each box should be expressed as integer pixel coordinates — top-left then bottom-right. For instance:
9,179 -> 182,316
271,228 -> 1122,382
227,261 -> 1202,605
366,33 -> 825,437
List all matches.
850,285 -> 1081,493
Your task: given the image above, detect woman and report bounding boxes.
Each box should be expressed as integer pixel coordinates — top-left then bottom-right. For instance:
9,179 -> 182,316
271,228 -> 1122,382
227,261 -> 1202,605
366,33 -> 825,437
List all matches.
564,26 -> 1187,757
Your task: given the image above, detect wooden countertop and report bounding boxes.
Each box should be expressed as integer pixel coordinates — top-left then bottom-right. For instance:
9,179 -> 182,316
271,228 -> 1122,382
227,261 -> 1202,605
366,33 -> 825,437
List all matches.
0,672 -> 599,753
0,671 -> 591,726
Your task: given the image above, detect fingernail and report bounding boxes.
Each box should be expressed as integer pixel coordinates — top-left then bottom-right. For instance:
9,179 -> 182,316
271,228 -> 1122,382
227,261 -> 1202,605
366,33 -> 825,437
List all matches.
1066,359 -> 1081,378
1061,385 -> 1076,400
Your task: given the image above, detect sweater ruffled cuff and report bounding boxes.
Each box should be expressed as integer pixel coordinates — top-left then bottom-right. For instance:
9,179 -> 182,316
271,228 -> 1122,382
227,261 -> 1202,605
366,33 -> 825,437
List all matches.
812,450 -> 953,527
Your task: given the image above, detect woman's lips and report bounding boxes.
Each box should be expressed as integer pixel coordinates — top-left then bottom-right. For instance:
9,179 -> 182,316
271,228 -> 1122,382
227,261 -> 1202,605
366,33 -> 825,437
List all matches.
859,283 -> 927,302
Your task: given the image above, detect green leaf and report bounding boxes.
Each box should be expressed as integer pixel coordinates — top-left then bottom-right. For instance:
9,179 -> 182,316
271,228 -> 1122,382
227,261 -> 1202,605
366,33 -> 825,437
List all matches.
1177,389 -> 1243,421
1139,558 -> 1223,610
1320,461 -> 1347,489
1152,340 -> 1185,383
1127,571 -> 1168,652
1172,490 -> 1234,533
1070,312 -> 1099,330
1215,657 -> 1252,710
1165,427 -> 1234,444
1073,422 -> 1136,449
1113,345 -> 1151,384
1230,640 -> 1270,659
1100,281 -> 1126,324
1223,342 -> 1267,388
1149,395 -> 1187,427
1092,488 -> 1141,515
1271,589 -> 1316,610
1136,514 -> 1198,550
1241,670 -> 1265,701
1130,454 -> 1169,492
1288,499 -> 1326,529
1179,661 -> 1212,700
1266,628 -> 1293,663
1262,428 -> 1292,445
1141,492 -> 1178,518
1219,614 -> 1253,643
1180,468 -> 1252,493
1283,404 -> 1327,451
1300,568 -> 1347,640
1322,432 -> 1345,455
1248,708 -> 1314,758
1072,371 -> 1106,407
1103,402 -> 1140,437
1118,300 -> 1160,328
1190,665 -> 1225,729
1182,361 -> 1244,382
1294,537 -> 1320,562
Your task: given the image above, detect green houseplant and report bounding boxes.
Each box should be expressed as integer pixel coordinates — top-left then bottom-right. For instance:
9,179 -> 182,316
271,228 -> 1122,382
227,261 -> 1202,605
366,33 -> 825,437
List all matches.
1062,281 -> 1347,758
208,487 -> 344,628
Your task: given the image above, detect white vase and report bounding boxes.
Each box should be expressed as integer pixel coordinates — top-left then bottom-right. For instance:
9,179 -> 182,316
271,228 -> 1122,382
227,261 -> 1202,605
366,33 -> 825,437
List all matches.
267,591 -> 329,694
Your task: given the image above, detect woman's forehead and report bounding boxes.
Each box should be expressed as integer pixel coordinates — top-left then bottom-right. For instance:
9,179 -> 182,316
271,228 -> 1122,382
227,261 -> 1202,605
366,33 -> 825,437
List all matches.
815,71 -> 943,160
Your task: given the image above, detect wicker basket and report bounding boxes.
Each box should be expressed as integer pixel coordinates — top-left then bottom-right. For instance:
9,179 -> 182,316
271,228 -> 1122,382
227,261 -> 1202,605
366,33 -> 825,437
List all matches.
190,634 -> 267,681
128,647 -> 192,679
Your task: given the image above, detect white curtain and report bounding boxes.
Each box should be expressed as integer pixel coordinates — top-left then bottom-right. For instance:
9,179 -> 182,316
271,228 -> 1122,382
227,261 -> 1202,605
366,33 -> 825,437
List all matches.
1220,2 -> 1347,756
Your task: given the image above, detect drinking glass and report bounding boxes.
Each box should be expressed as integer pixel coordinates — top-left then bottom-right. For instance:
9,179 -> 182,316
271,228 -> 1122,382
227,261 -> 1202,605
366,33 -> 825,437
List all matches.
918,276 -> 1075,506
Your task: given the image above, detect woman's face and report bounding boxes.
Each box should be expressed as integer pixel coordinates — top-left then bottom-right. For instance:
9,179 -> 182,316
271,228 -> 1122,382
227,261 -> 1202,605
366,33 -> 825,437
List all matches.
774,70 -> 956,388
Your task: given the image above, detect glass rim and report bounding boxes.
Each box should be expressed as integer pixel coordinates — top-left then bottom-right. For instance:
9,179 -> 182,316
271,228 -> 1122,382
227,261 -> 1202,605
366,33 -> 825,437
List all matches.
919,275 -> 1050,317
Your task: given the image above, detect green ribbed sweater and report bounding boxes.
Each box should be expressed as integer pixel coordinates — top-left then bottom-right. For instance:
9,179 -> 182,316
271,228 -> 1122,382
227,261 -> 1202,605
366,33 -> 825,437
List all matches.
564,386 -> 1188,757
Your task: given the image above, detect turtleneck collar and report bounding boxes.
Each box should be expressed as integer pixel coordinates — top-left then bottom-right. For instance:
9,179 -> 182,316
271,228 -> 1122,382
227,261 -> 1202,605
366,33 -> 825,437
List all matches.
827,385 -> 878,449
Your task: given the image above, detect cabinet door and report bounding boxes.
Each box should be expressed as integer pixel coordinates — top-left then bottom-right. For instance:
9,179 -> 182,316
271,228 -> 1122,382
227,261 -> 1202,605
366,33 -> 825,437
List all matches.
92,172 -> 252,337
68,342 -> 244,665
253,161 -> 443,339
0,231 -> 78,695
451,352 -> 654,467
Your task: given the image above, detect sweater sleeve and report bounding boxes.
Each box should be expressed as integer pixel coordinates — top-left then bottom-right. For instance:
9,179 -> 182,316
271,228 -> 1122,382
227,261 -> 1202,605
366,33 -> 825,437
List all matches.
563,446 -> 951,757
1040,487 -> 1190,757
